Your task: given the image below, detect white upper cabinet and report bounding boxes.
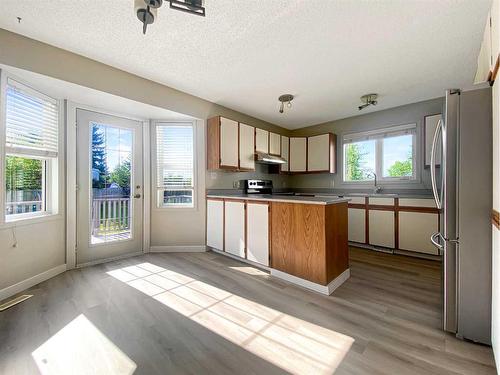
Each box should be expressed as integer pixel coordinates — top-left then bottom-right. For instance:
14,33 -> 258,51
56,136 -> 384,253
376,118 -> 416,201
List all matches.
307,134 -> 334,172
255,128 -> 269,153
219,117 -> 239,168
281,136 -> 289,172
289,137 -> 307,172
239,123 -> 255,170
269,132 -> 281,155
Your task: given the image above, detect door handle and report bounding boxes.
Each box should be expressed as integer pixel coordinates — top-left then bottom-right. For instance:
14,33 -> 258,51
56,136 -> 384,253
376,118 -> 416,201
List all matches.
430,232 -> 443,250
430,119 -> 443,210
134,193 -> 141,199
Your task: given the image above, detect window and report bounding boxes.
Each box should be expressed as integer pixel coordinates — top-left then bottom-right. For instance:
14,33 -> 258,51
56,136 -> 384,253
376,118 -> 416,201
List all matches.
343,124 -> 417,183
3,78 -> 59,220
156,123 -> 194,208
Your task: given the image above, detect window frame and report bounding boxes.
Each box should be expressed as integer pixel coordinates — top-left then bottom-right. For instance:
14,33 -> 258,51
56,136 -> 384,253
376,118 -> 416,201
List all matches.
153,121 -> 197,210
0,71 -> 62,224
341,123 -> 419,185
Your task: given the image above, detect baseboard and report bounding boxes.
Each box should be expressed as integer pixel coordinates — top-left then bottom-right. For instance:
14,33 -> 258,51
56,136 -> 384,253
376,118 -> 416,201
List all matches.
270,268 -> 350,296
149,245 -> 207,253
0,264 -> 67,302
76,251 -> 144,268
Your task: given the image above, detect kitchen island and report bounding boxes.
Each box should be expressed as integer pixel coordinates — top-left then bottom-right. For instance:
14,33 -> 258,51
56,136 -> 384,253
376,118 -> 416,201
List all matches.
206,194 -> 350,295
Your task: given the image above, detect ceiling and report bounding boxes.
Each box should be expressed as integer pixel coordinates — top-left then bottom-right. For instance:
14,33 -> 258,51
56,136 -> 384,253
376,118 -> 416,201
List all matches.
0,0 -> 491,129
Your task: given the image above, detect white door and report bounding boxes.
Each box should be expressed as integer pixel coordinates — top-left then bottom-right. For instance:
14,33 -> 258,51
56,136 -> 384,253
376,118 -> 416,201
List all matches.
255,128 -> 269,153
220,117 -> 239,168
247,202 -> 269,266
289,137 -> 307,172
239,123 -> 255,170
76,109 -> 143,265
206,199 -> 224,250
307,134 -> 330,171
269,132 -> 281,156
224,200 -> 245,257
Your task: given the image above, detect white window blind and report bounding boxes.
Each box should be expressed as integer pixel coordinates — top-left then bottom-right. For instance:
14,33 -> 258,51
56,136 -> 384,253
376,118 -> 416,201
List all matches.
5,78 -> 59,158
343,123 -> 416,144
156,124 -> 194,189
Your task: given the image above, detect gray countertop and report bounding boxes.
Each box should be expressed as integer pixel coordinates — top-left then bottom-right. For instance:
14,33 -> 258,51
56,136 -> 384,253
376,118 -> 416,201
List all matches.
206,193 -> 350,205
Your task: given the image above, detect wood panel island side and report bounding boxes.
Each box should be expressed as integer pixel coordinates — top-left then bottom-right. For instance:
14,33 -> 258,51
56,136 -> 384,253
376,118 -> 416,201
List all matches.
206,194 -> 350,295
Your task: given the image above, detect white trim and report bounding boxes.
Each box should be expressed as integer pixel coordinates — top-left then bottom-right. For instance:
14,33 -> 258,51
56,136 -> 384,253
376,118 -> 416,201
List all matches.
0,264 -> 67,302
143,120 -> 151,253
0,69 -> 7,226
66,101 -> 77,269
150,245 -> 207,253
152,120 -> 197,211
270,268 -> 350,295
76,251 -> 144,268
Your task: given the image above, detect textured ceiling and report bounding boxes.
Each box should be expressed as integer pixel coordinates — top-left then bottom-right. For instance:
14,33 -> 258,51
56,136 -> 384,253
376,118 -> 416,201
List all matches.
0,0 -> 491,129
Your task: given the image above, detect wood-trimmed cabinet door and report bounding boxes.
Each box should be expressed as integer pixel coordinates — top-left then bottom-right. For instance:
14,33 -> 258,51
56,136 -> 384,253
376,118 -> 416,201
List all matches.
289,137 -> 307,172
368,210 -> 395,248
255,128 -> 269,153
269,132 -> 281,156
224,200 -> 246,258
307,133 -> 336,173
399,212 -> 439,255
281,136 -> 289,172
239,123 -> 255,170
206,199 -> 224,251
220,117 -> 239,168
246,202 -> 269,266
348,208 -> 365,243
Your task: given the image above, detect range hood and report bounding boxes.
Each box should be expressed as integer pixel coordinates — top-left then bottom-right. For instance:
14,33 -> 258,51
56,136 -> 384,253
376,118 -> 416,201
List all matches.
255,151 -> 286,165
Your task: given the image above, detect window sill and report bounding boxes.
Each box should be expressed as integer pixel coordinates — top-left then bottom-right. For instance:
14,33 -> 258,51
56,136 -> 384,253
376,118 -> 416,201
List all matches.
1,213 -> 63,229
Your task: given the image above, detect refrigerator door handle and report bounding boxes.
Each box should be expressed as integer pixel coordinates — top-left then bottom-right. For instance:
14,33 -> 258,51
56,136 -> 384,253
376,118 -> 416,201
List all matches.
430,118 -> 443,210
430,232 -> 444,250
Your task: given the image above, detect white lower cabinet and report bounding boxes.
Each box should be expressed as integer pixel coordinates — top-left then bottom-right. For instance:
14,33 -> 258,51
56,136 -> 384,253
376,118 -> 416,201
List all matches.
369,210 -> 395,248
246,202 -> 269,266
348,208 -> 365,243
399,212 -> 439,255
206,199 -> 224,251
224,200 -> 246,257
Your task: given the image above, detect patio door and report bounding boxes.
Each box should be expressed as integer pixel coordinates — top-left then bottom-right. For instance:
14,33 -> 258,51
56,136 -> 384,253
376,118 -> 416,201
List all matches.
76,109 -> 143,265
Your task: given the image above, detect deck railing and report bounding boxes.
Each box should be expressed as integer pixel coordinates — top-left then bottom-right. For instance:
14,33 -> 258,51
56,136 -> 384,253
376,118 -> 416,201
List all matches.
5,200 -> 43,215
91,197 -> 131,237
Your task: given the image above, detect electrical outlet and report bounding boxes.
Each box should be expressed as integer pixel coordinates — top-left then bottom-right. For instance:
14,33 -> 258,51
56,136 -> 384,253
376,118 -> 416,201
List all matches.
233,181 -> 239,188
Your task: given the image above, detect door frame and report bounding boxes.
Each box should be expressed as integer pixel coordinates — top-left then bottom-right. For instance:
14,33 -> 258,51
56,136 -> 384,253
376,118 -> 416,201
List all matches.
66,101 -> 151,269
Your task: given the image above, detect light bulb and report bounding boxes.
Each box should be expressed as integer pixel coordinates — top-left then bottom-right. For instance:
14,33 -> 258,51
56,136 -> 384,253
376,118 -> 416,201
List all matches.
287,101 -> 292,108
279,102 -> 284,113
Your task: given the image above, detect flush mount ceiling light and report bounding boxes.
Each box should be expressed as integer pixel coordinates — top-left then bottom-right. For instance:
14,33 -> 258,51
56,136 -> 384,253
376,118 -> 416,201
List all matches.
135,0 -> 205,35
358,93 -> 378,111
278,94 -> 294,114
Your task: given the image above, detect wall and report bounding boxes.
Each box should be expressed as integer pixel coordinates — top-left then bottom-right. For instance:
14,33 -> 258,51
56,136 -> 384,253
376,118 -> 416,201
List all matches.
206,163 -> 289,190
0,29 -> 288,292
288,97 -> 444,190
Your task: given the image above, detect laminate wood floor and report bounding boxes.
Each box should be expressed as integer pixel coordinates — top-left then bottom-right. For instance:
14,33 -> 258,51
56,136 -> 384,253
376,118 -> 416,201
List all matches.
0,247 -> 496,375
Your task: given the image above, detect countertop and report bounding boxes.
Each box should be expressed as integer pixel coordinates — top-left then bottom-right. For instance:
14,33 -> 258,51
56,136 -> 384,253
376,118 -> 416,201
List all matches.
206,193 -> 350,205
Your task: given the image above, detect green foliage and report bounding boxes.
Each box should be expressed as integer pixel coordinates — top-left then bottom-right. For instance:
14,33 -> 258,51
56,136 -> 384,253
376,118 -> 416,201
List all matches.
345,143 -> 367,181
110,157 -> 131,188
5,156 -> 42,191
92,125 -> 108,188
387,151 -> 413,177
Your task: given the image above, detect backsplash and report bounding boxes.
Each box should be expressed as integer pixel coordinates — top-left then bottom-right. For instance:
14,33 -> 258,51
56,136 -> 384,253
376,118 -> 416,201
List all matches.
205,163 -> 288,190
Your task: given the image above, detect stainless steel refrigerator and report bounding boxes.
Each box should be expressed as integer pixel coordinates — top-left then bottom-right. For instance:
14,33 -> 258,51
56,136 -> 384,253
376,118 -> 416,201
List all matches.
430,88 -> 492,344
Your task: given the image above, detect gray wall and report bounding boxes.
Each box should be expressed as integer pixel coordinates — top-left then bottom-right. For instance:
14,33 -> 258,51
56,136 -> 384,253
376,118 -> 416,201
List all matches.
206,164 -> 289,190
289,97 -> 444,190
0,29 -> 289,287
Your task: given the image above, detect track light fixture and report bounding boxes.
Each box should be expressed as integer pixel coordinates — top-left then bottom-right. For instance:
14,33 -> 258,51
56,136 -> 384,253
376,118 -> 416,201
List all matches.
135,0 -> 205,34
278,94 -> 294,114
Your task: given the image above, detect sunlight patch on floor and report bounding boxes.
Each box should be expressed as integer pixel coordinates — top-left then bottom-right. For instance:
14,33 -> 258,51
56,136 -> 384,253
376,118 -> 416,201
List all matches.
107,262 -> 354,374
32,314 -> 136,375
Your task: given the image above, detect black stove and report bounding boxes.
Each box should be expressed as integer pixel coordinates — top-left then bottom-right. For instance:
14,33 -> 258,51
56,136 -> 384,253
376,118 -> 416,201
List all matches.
242,179 -> 273,194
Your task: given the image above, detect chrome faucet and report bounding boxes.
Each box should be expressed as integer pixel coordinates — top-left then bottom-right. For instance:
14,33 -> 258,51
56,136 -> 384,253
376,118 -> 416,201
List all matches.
370,172 -> 382,194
